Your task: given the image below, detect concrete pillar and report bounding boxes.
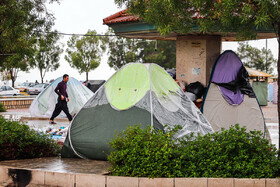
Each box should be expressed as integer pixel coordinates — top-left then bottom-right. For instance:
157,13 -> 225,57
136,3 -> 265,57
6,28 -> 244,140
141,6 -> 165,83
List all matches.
176,35 -> 222,86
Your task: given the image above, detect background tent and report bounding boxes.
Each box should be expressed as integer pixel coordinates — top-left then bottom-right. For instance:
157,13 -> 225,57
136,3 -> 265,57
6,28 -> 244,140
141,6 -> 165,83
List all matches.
245,66 -> 272,106
85,80 -> 105,93
62,63 -> 214,160
273,81 -> 278,104
29,77 -> 94,118
201,50 -> 268,138
252,81 -> 268,106
268,83 -> 273,102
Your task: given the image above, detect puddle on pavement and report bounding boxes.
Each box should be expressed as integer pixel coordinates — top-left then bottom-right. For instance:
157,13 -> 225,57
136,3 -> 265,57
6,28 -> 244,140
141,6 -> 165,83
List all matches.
266,123 -> 279,149
0,157 -> 111,175
1,114 -> 23,121
0,113 -> 70,142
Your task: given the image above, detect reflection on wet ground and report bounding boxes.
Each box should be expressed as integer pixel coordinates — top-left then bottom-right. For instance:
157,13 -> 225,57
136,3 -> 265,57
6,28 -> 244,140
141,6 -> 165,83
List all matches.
267,123 -> 279,149
0,157 -> 111,175
0,107 -> 278,175
22,119 -> 69,130
0,109 -> 70,141
0,111 -> 111,175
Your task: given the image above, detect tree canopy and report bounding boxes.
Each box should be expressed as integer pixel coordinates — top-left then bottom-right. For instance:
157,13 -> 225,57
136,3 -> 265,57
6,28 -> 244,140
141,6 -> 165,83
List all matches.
236,42 -> 276,74
115,0 -> 279,39
106,30 -> 176,70
29,30 -> 63,83
65,30 -> 106,81
0,0 -> 59,86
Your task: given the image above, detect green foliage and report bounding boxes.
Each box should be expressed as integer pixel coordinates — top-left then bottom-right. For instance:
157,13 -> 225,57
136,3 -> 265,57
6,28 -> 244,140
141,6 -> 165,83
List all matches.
0,0 -> 59,87
29,30 -> 63,83
0,102 -> 7,112
108,124 -> 280,178
236,42 -> 276,74
65,30 -> 106,81
137,40 -> 176,69
115,0 -> 280,39
106,29 -> 176,70
0,117 -> 60,161
106,32 -> 138,70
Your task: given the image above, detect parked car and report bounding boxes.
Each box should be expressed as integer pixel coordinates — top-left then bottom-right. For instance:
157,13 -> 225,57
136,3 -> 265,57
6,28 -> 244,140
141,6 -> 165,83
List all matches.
0,86 -> 20,96
16,82 -> 35,92
27,83 -> 49,95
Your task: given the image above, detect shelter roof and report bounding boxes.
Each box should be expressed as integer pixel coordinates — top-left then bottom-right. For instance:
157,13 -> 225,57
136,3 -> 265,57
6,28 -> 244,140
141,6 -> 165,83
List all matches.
103,9 -> 139,25
245,67 -> 273,77
103,10 -> 277,41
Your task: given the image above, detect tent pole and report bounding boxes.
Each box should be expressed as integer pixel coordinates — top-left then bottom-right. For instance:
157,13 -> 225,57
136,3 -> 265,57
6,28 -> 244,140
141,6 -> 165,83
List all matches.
148,64 -> 154,131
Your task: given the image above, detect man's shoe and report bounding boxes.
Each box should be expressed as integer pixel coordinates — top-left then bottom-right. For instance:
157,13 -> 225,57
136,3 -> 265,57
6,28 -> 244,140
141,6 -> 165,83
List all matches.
49,121 -> 57,125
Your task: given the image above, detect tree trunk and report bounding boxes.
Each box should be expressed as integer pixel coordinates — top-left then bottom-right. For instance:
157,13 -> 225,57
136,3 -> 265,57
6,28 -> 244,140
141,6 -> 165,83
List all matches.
40,69 -> 43,83
86,71 -> 88,82
10,69 -> 15,88
11,79 -> 15,88
278,24 -> 280,153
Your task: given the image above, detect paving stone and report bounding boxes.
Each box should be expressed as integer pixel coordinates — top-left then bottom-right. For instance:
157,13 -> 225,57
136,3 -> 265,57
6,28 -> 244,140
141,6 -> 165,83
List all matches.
139,177 -> 173,187
76,173 -> 106,187
175,178 -> 207,187
266,178 -> 280,187
234,178 -> 265,187
30,170 -> 45,185
0,166 -> 9,183
208,178 -> 234,187
45,172 -> 75,187
107,176 -> 138,187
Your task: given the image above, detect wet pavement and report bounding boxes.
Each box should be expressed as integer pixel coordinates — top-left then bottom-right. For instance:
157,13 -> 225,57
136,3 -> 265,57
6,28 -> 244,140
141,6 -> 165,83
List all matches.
0,108 -> 30,121
261,102 -> 279,148
21,119 -> 70,131
0,103 -> 278,176
0,108 -> 69,130
0,157 -> 111,175
266,123 -> 279,149
261,102 -> 278,123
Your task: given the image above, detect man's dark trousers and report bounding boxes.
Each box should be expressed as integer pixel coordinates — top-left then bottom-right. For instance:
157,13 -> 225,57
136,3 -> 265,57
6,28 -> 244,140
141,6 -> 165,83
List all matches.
50,97 -> 72,121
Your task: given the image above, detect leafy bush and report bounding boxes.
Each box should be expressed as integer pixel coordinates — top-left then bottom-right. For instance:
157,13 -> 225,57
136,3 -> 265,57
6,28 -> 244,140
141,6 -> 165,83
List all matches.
0,102 -> 6,112
108,125 -> 280,178
0,117 -> 60,160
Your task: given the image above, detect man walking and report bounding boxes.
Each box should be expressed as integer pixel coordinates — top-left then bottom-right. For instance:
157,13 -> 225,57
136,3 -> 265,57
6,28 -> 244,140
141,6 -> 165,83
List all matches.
49,74 -> 72,124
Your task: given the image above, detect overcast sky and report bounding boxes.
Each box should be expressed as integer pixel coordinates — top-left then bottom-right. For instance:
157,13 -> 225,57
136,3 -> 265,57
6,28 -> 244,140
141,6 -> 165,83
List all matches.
14,0 -> 279,85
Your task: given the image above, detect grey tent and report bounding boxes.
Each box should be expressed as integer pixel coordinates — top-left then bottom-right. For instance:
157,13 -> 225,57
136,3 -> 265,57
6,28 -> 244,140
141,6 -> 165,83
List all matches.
62,63 -> 214,160
201,50 -> 269,139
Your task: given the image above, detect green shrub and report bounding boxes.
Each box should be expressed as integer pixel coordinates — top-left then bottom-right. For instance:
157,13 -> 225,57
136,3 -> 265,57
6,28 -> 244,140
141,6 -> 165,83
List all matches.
108,125 -> 280,178
0,117 -> 60,160
0,102 -> 6,112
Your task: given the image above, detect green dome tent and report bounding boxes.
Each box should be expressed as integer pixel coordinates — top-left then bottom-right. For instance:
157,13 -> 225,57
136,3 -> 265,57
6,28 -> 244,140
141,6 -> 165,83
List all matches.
61,63 -> 214,160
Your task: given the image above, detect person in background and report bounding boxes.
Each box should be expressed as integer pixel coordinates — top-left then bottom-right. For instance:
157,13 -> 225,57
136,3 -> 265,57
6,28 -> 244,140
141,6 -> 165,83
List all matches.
49,74 -> 72,124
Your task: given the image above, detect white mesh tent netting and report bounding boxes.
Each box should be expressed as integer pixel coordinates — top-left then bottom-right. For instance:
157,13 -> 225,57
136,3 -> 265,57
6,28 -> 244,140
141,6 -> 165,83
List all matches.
29,77 -> 94,118
61,63 -> 214,160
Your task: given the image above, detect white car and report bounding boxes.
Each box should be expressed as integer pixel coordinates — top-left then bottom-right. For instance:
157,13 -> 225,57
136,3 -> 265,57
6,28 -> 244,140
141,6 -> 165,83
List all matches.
16,82 -> 35,92
27,83 -> 49,95
0,86 -> 20,96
